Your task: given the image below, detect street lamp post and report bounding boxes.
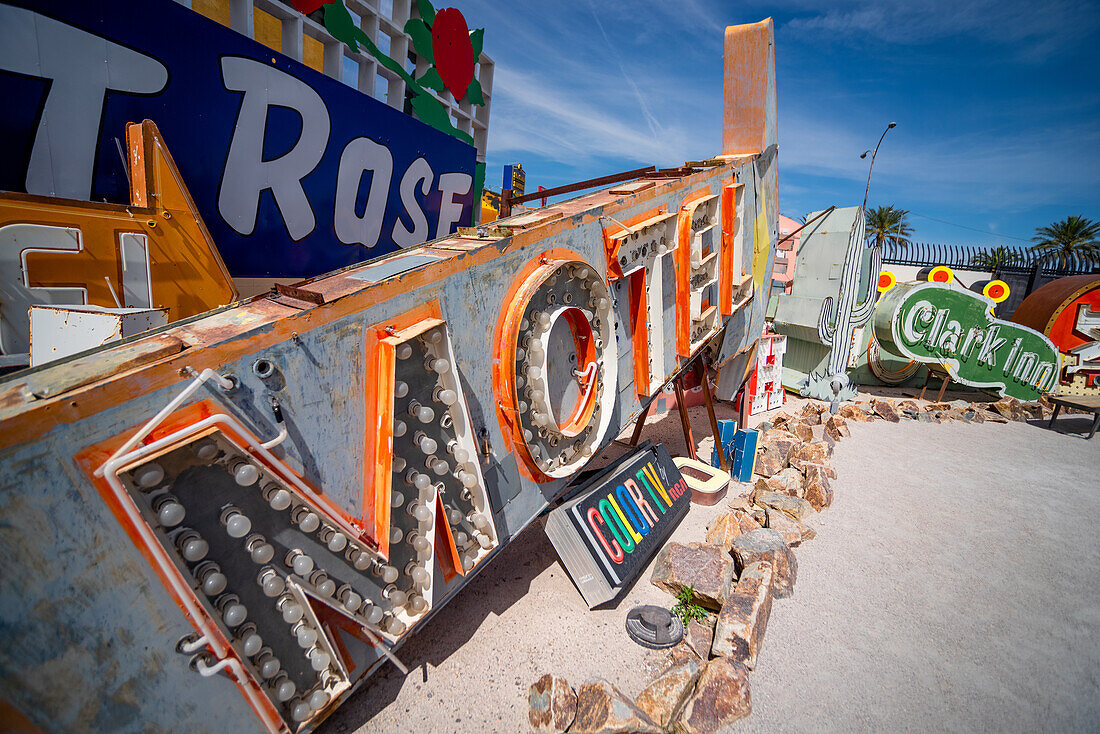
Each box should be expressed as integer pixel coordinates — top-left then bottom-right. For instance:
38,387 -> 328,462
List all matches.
860,122 -> 896,212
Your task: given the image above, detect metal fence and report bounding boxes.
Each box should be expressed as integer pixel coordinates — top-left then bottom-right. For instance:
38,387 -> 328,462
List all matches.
881,242 -> 1097,276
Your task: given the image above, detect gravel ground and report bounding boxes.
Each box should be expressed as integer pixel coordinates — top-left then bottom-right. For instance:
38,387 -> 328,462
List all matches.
320,393 -> 1100,734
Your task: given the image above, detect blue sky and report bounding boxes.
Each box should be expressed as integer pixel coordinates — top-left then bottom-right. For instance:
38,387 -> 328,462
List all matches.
459,0 -> 1099,247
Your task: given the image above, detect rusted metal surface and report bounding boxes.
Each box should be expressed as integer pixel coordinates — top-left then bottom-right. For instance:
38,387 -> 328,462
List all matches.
273,283 -> 326,306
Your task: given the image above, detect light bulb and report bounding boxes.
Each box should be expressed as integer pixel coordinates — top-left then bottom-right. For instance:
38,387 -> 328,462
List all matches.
529,342 -> 544,357
454,531 -> 469,546
310,690 -> 330,710
222,603 -> 247,627
537,312 -> 551,327
350,550 -> 371,570
460,471 -> 477,489
381,565 -> 399,584
472,514 -> 491,531
389,526 -> 404,544
412,503 -> 432,524
530,388 -> 545,402
523,429 -> 533,442
416,406 -> 435,423
386,617 -> 407,636
279,600 -> 303,624
407,472 -> 430,491
529,445 -> 542,458
327,532 -> 347,552
394,381 -> 409,398
518,401 -> 529,413
293,508 -> 319,533
260,570 -> 285,598
393,420 -> 407,437
260,654 -> 281,680
384,586 -> 407,607
316,578 -> 335,597
437,389 -> 457,406
407,595 -> 428,614
365,604 -> 384,625
520,318 -> 530,330
409,533 -> 430,553
515,348 -> 526,360
134,463 -> 164,488
268,489 -> 292,511
417,434 -> 437,454
396,344 -> 413,360
447,508 -> 463,525
516,375 -> 526,389
392,456 -> 407,472
448,441 -> 469,463
233,462 -> 259,487
476,533 -> 493,549
389,490 -> 405,508
462,555 -> 475,572
275,678 -> 295,701
155,497 -> 185,527
427,329 -> 443,344
241,632 -> 262,657
410,566 -> 430,587
430,358 -> 450,375
295,625 -> 319,647
250,541 -> 274,565
292,701 -> 311,722
576,267 -> 589,279
225,513 -> 251,538
201,570 -> 226,596
342,590 -> 362,611
289,552 -> 314,576
431,459 -> 449,476
526,365 -> 542,380
309,649 -> 330,672
194,440 -> 218,462
178,533 -> 208,562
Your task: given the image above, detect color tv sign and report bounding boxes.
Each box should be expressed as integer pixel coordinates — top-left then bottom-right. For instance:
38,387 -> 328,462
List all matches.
0,0 -> 476,278
545,444 -> 690,608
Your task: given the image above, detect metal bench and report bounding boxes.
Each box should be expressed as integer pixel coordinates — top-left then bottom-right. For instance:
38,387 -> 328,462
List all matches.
1046,395 -> 1100,439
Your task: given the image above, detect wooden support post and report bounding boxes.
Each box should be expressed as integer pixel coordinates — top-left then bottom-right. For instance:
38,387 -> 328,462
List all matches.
673,375 -> 697,460
700,355 -> 729,472
628,398 -> 655,447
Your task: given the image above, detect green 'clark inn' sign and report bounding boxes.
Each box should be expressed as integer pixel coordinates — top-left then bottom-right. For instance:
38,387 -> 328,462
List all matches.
873,282 -> 1061,401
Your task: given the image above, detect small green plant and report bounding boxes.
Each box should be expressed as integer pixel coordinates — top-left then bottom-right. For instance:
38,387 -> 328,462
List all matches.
671,585 -> 708,627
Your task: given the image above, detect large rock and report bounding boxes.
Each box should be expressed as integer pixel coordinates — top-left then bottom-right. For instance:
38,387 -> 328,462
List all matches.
572,679 -> 661,734
751,488 -> 815,521
1020,402 -> 1044,420
711,561 -> 774,667
769,412 -> 794,431
838,403 -> 872,422
651,542 -> 736,610
786,421 -> 815,443
635,659 -> 701,729
684,619 -> 715,661
991,397 -> 1027,422
754,430 -> 802,477
673,658 -> 751,734
825,414 -> 850,440
872,399 -> 901,422
791,441 -> 831,466
798,402 -> 825,425
529,674 -> 577,733
765,507 -> 815,546
982,409 -> 1009,424
758,466 -> 804,497
895,399 -> 921,417
802,464 -> 834,511
729,529 -> 797,598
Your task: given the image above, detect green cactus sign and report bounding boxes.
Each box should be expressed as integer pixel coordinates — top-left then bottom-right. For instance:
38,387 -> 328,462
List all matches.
873,282 -> 1061,400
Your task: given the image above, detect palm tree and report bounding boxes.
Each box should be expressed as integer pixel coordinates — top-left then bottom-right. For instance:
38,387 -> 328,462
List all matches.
1031,216 -> 1100,268
865,206 -> 913,250
969,246 -> 1022,278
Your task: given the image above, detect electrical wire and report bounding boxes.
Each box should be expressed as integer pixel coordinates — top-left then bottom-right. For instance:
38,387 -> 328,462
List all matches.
908,212 -> 1031,242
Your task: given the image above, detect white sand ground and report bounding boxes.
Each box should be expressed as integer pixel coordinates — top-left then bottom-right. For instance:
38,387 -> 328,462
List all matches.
320,394 -> 1100,734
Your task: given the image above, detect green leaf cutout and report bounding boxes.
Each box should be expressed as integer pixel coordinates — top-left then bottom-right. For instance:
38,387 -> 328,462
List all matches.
323,0 -> 360,52
403,18 -> 434,64
419,67 -> 447,93
416,0 -> 436,27
409,91 -> 473,145
465,77 -> 484,105
469,28 -> 484,59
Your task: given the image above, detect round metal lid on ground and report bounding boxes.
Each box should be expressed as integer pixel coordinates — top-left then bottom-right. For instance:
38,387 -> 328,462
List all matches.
625,605 -> 684,649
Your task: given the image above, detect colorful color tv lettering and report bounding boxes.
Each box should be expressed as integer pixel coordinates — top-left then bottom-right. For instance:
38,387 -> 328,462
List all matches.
0,16 -> 779,734
873,281 -> 1061,401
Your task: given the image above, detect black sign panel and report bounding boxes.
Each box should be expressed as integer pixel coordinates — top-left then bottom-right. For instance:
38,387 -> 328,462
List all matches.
546,443 -> 690,607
